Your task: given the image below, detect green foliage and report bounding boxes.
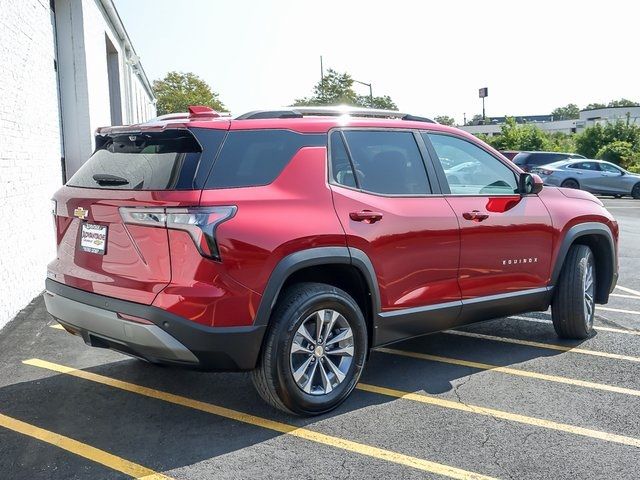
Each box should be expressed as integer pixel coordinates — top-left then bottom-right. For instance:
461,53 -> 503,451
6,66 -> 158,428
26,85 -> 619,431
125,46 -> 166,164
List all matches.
435,115 -> 456,126
574,124 -> 605,158
468,114 -> 484,125
551,103 -> 580,120
546,132 -> 576,153
153,71 -> 226,115
608,98 -> 640,108
575,121 -> 640,158
294,69 -> 357,106
367,95 -> 398,110
485,118 -> 548,151
584,103 -> 606,110
596,141 -> 636,168
293,69 -> 397,110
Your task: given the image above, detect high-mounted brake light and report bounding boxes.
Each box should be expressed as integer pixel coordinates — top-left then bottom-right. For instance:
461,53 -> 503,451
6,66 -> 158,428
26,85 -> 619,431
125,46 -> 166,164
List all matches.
119,206 -> 236,261
188,105 -> 221,119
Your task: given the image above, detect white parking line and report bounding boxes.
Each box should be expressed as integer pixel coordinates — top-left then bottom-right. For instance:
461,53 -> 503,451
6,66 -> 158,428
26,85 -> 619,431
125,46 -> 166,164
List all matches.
510,316 -> 640,336
443,330 -> 640,362
610,293 -> 640,300
616,285 -> 640,298
599,306 -> 640,316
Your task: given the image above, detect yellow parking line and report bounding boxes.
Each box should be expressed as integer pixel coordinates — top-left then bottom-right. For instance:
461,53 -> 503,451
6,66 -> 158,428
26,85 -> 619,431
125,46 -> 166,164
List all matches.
443,330 -> 640,362
599,306 -> 640,316
50,324 -> 65,330
23,359 -> 496,480
376,348 -> 640,398
0,412 -> 171,480
356,383 -> 640,448
510,316 -> 640,336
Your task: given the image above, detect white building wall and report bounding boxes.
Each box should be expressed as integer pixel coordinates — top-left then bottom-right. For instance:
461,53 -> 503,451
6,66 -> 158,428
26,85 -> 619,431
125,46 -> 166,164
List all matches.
56,0 -> 156,177
0,0 -> 62,329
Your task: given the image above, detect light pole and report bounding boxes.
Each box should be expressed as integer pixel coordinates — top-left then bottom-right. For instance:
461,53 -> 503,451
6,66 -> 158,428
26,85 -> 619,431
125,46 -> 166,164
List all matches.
353,79 -> 373,107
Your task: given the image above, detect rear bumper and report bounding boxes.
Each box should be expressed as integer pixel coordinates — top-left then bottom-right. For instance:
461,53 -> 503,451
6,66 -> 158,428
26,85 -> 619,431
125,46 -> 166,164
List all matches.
44,279 -> 266,371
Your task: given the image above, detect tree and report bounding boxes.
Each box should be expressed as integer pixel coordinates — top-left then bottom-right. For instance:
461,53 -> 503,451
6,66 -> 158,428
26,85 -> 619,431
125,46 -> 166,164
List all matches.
607,98 -> 640,108
293,68 -> 397,110
596,141 -> 636,168
584,103 -> 606,110
366,95 -> 398,110
551,103 -> 580,120
153,71 -> 226,115
468,114 -> 485,125
434,115 -> 456,126
575,121 -> 640,158
487,117 -> 549,151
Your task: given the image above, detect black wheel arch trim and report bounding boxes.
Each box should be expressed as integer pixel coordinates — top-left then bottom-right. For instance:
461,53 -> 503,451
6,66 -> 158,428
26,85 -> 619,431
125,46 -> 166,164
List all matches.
253,247 -> 382,327
551,222 -> 618,302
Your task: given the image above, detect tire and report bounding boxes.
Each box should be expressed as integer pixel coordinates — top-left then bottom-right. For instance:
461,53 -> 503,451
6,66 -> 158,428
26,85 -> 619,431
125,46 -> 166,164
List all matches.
561,179 -> 580,189
632,183 -> 640,199
551,245 -> 596,339
251,282 -> 368,416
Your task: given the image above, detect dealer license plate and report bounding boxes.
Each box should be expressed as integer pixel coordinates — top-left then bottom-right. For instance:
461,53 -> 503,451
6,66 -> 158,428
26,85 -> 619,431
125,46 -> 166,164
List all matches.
80,223 -> 108,254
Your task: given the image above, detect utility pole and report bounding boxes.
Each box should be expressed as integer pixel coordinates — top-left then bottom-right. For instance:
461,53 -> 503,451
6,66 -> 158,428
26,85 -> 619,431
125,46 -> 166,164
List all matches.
320,56 -> 324,100
354,79 -> 373,107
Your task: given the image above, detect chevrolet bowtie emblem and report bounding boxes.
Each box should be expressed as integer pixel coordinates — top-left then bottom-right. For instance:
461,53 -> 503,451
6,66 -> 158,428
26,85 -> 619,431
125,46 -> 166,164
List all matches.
73,207 -> 88,220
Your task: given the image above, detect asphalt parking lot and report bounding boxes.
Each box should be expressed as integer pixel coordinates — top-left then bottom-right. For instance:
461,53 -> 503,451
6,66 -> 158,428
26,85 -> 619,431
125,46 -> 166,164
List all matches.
1,197 -> 639,480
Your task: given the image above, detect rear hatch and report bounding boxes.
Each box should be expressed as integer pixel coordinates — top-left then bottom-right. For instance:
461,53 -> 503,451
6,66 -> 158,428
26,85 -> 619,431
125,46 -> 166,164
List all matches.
48,127 -> 226,304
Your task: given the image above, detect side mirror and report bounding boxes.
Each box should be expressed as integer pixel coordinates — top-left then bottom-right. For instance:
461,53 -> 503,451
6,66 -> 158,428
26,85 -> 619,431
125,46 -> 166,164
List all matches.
519,173 -> 543,195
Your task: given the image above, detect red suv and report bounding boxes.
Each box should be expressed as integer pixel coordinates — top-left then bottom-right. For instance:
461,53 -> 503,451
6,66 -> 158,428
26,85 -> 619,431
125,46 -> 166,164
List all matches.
45,106 -> 618,415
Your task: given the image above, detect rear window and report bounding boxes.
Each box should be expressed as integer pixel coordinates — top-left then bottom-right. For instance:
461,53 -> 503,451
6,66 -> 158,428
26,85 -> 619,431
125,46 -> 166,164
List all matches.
205,130 -> 325,189
67,130 -> 221,190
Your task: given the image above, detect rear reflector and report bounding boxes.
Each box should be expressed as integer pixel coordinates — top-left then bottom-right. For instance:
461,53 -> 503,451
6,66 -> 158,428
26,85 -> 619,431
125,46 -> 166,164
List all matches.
117,312 -> 154,325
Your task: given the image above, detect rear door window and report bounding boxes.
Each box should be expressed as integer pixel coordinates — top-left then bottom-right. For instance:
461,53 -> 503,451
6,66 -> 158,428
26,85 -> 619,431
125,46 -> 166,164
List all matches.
206,130 -> 325,189
67,130 -> 223,190
569,162 -> 599,170
338,130 -> 431,195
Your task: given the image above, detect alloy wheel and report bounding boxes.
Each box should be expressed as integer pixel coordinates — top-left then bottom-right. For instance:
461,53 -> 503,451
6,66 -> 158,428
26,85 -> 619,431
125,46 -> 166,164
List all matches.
289,309 -> 354,395
583,260 -> 595,329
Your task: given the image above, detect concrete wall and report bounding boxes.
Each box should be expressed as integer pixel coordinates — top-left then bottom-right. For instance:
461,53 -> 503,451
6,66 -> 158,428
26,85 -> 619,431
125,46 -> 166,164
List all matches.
0,0 -> 62,329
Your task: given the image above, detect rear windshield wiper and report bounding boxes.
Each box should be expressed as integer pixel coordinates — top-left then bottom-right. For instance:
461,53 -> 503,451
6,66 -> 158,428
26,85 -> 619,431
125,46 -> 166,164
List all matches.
92,173 -> 130,185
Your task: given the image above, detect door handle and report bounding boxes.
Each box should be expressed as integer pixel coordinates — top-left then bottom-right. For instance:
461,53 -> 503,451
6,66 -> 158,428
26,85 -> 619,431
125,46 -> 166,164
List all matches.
349,210 -> 383,223
462,210 -> 489,222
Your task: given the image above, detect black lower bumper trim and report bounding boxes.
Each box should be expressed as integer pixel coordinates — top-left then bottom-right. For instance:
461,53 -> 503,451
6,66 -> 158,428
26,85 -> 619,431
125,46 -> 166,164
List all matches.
45,279 -> 266,371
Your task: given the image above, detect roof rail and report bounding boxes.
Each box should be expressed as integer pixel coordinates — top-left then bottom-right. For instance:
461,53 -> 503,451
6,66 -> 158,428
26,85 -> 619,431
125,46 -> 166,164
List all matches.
236,105 -> 435,123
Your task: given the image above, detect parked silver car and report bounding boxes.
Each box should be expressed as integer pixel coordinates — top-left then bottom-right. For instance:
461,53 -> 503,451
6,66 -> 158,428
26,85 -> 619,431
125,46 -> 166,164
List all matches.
532,159 -> 640,198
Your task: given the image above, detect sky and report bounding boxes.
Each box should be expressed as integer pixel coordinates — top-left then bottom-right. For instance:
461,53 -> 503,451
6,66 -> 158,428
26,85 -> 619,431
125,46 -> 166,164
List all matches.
114,0 -> 639,124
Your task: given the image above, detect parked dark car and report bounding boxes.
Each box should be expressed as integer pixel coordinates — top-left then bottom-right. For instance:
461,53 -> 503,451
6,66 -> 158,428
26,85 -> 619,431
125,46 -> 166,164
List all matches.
500,150 -> 520,160
513,151 -> 586,172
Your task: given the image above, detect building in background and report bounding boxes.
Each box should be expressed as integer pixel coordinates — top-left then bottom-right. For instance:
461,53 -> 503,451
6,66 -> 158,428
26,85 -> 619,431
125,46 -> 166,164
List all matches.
0,0 -> 155,329
460,106 -> 640,137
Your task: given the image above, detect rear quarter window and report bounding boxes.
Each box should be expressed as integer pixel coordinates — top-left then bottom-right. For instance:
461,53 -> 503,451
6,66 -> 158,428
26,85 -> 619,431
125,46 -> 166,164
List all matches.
205,130 -> 325,189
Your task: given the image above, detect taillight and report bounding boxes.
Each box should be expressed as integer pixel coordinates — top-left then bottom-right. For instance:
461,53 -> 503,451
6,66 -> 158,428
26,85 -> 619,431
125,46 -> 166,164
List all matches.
119,206 -> 236,261
536,169 -> 553,176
